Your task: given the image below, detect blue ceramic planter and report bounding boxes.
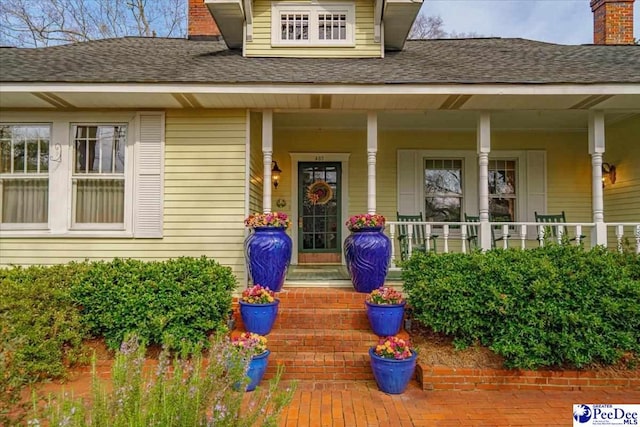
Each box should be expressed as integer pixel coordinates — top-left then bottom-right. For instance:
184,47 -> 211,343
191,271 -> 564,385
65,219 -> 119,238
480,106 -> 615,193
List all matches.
245,227 -> 292,292
365,301 -> 406,336
239,300 -> 279,335
344,227 -> 391,293
369,348 -> 417,394
245,349 -> 270,391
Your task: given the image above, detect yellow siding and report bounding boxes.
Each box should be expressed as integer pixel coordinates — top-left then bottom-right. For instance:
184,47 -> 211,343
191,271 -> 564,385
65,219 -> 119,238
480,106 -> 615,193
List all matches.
603,116 -> 640,246
273,128 -> 367,221
249,112 -> 264,213
377,129 -> 593,224
246,0 -> 381,58
604,116 -> 640,222
272,128 -> 595,226
0,109 -> 248,281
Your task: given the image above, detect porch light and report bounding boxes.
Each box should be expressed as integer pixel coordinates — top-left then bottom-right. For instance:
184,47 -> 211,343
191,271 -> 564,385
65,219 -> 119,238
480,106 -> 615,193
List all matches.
602,162 -> 616,186
272,161 -> 282,189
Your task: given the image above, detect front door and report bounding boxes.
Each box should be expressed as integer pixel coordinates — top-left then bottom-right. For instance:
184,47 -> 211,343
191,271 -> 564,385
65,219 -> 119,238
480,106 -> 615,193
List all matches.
298,162 -> 341,263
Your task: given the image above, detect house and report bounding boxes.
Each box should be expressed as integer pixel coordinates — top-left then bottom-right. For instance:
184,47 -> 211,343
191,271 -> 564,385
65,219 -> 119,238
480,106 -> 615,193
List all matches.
0,0 -> 638,283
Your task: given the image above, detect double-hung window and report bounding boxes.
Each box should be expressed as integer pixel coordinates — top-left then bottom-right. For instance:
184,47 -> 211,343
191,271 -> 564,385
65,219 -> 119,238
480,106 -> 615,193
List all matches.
0,112 -> 164,238
399,149 -> 544,231
72,124 -> 126,227
272,3 -> 355,47
424,159 -> 463,222
0,124 -> 50,227
488,159 -> 517,221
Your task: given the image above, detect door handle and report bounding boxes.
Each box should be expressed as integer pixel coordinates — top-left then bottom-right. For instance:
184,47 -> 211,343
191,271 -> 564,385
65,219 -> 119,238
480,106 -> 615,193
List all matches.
298,217 -> 303,228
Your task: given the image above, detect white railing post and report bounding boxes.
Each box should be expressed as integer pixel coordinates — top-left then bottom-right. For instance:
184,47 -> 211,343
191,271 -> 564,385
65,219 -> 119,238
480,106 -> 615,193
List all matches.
425,224 -> 432,251
389,223 -> 397,267
461,224 -> 468,253
407,223 -> 414,259
538,225 -> 545,247
636,225 -> 640,254
501,224 -> 509,249
519,224 -> 527,250
443,224 -> 449,253
575,225 -> 583,246
557,225 -> 564,244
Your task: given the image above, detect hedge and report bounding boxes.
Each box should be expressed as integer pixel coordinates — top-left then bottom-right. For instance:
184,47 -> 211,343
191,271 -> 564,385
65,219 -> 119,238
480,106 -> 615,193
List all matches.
0,257 -> 236,382
402,245 -> 640,369
70,257 -> 237,351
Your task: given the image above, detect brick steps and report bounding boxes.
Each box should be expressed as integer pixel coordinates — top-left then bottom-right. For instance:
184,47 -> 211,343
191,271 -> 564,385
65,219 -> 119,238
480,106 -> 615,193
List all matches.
232,287 -> 402,382
267,329 -> 379,353
264,351 -> 374,381
276,288 -> 368,309
275,308 -> 371,330
265,352 -> 373,381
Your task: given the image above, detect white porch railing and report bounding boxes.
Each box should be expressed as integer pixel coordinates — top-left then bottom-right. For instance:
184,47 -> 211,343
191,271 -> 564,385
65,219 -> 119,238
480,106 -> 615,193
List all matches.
387,221 -> 640,269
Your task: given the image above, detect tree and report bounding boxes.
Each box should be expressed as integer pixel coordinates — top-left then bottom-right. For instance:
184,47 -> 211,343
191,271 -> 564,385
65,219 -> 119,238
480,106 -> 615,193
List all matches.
0,0 -> 186,48
409,14 -> 446,39
409,13 -> 484,40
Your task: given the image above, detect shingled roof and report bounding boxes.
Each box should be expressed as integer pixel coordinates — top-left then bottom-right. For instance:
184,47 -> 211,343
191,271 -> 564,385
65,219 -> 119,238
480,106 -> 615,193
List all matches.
1,37 -> 639,85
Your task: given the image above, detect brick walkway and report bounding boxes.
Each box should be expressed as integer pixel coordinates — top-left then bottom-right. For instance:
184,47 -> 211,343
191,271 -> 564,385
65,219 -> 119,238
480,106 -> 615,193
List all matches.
279,380 -> 640,426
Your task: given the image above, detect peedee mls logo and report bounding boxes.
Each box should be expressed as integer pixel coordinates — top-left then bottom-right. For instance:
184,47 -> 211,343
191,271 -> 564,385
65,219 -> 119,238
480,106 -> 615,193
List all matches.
573,404 -> 639,426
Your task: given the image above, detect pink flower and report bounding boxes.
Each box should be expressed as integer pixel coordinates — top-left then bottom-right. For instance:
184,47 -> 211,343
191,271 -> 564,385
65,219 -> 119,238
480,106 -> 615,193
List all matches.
244,212 -> 291,229
345,214 -> 386,231
373,336 -> 413,360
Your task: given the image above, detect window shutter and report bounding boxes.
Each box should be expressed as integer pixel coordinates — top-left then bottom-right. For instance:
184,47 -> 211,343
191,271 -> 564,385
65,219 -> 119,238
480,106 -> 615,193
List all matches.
397,150 -> 420,215
526,150 -> 546,239
134,112 -> 164,238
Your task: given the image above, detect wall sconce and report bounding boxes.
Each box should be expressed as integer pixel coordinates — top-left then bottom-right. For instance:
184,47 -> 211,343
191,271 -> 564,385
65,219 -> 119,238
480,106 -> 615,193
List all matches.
602,162 -> 616,187
271,161 -> 282,189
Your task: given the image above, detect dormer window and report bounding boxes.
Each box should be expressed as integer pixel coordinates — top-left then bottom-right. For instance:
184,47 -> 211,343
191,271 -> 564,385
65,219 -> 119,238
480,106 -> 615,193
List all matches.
281,13 -> 309,41
272,3 -> 355,47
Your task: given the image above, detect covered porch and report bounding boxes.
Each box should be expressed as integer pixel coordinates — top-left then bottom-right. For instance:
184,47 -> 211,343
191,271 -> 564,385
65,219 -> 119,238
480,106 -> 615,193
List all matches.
252,102 -> 640,267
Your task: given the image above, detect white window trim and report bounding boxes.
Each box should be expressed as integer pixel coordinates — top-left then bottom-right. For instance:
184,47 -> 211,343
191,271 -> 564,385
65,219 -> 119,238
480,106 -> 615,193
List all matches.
488,158 -> 518,221
0,121 -> 51,231
413,150 -> 529,225
271,2 -> 356,47
423,157 -> 465,222
0,112 -> 138,238
68,122 -> 131,232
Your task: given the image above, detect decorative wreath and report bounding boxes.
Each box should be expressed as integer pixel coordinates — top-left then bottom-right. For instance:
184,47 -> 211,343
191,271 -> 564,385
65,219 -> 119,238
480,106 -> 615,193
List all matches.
306,180 -> 333,205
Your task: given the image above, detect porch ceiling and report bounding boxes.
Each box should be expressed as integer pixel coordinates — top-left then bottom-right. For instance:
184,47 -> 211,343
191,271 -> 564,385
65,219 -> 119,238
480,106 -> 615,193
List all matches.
1,89 -> 639,116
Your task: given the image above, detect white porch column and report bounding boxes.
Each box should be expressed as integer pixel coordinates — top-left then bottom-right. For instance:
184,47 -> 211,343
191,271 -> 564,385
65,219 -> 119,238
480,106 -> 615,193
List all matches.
477,112 -> 492,250
262,110 -> 273,213
367,111 -> 378,214
588,111 -> 607,246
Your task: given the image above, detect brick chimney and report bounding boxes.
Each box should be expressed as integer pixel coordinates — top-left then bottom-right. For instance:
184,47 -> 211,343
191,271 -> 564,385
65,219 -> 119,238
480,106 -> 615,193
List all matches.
188,0 -> 220,40
590,0 -> 635,44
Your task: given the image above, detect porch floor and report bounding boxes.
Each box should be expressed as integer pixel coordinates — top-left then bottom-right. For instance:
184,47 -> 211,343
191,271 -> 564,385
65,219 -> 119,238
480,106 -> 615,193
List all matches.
285,264 -> 402,285
286,264 -> 350,281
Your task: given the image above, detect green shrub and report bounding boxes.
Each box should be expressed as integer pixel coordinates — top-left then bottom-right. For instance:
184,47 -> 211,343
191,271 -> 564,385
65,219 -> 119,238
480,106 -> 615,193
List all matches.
30,335 -> 296,427
70,257 -> 237,352
402,245 -> 640,369
0,264 -> 89,425
0,264 -> 88,379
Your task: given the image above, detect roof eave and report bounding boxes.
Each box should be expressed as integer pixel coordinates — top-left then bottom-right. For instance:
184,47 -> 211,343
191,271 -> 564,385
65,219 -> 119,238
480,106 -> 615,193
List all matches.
383,0 -> 423,51
205,0 -> 244,49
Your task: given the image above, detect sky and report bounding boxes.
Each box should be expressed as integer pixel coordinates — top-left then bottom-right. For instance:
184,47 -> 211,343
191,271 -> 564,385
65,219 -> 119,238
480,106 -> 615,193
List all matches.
420,0 -> 640,44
